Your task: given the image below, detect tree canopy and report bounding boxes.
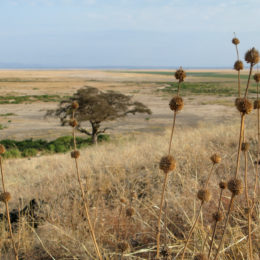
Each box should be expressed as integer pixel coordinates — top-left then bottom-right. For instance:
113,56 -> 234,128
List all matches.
47,86 -> 152,143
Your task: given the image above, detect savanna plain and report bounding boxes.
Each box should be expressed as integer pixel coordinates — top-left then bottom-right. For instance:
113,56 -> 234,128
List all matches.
0,69 -> 259,259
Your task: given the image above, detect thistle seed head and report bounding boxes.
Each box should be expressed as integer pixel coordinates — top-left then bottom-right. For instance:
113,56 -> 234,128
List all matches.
210,154 -> 221,164
175,67 -> 186,82
254,100 -> 260,109
0,145 -> 5,154
228,178 -> 243,196
212,211 -> 223,222
232,37 -> 240,45
241,142 -> 250,152
69,119 -> 78,127
197,189 -> 211,202
219,181 -> 227,189
71,150 -> 80,159
194,253 -> 208,260
0,192 -> 11,203
233,60 -> 244,71
72,101 -> 79,109
245,47 -> 260,65
169,96 -> 184,112
126,207 -> 135,217
117,241 -> 129,253
159,155 -> 176,174
235,98 -> 253,114
254,73 -> 260,83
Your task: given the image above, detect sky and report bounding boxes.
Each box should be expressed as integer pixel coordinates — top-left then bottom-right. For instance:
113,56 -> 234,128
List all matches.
0,0 -> 260,68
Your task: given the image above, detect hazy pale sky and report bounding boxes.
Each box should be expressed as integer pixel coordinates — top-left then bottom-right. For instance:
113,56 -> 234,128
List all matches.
0,0 -> 260,68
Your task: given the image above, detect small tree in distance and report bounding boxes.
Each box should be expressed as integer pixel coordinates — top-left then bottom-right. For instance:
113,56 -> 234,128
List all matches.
47,86 -> 152,144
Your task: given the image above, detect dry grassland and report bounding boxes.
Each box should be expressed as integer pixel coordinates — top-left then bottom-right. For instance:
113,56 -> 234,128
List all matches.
0,70 -> 259,259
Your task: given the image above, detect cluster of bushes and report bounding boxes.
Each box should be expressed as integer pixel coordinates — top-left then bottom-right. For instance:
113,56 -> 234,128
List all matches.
0,135 -> 109,158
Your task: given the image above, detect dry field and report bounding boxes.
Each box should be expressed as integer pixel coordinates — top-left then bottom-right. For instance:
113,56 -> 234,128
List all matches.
0,69 -> 259,259
0,69 -> 244,140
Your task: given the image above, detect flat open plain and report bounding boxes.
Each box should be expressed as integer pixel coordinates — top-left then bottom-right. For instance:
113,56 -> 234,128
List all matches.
0,69 -> 254,140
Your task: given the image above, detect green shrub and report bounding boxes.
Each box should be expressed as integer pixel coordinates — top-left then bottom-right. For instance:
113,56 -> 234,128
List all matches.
54,144 -> 67,153
98,134 -> 110,142
21,148 -> 38,157
0,134 -> 109,158
3,148 -> 21,158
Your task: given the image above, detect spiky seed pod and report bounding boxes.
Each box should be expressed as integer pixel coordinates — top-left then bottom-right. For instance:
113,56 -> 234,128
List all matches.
69,119 -> 78,127
197,189 -> 211,203
245,47 -> 260,65
232,37 -> 240,45
210,154 -> 221,164
126,207 -> 135,217
212,212 -> 223,222
174,68 -> 186,82
228,178 -> 243,196
0,145 -> 5,154
0,192 -> 11,203
235,98 -> 253,114
233,60 -> 244,71
193,253 -> 208,260
254,73 -> 260,83
159,155 -> 176,174
219,181 -> 227,189
71,101 -> 79,109
169,96 -> 184,112
117,241 -> 129,253
120,197 -> 127,204
235,97 -> 242,107
71,150 -> 80,159
241,142 -> 250,151
254,100 -> 260,109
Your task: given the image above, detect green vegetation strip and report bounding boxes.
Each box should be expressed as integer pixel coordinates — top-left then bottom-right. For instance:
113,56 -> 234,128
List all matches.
0,135 -> 109,159
158,81 -> 258,96
0,95 -> 69,104
0,113 -> 16,116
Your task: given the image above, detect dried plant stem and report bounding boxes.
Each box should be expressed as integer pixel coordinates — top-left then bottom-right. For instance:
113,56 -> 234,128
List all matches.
238,70 -> 241,97
213,195 -> 235,260
244,64 -> 253,98
181,202 -> 203,260
235,114 -> 245,178
168,111 -> 177,155
71,112 -> 102,260
213,113 -> 245,259
0,157 -> 18,260
254,82 -> 260,204
208,189 -> 223,258
243,147 -> 253,260
177,81 -> 181,96
163,200 -> 168,248
156,172 -> 169,259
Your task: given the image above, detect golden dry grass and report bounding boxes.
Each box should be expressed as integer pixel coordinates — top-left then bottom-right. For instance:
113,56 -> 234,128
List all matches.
1,122 -> 259,259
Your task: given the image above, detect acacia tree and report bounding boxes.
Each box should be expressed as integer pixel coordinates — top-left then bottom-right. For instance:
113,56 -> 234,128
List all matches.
47,86 -> 152,144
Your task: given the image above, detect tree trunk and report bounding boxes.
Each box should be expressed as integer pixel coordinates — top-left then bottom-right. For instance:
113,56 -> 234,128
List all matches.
91,133 -> 98,145
90,121 -> 100,145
